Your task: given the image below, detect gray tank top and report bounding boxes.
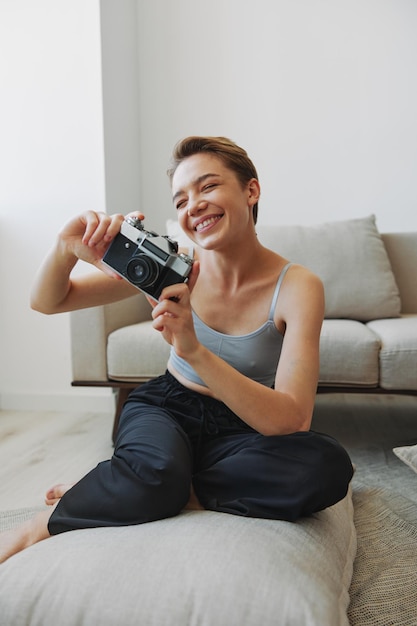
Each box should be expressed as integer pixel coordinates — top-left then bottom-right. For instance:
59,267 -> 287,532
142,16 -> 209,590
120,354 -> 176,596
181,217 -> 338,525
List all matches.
169,263 -> 292,388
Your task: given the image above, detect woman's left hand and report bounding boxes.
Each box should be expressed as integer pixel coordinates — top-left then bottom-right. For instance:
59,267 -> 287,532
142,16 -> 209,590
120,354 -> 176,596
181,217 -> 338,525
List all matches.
147,261 -> 200,358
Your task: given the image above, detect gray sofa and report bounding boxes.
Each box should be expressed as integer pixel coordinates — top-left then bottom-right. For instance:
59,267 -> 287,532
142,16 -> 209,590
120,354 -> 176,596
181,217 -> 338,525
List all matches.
71,215 -> 417,439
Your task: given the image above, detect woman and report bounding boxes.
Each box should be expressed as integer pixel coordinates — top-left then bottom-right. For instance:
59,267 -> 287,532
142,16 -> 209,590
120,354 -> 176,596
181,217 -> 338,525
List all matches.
0,136 -> 353,562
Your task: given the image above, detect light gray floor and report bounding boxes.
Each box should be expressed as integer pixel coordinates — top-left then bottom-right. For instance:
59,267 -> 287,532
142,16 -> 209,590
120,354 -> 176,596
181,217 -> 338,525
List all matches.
0,409 -> 114,510
1,393 -> 416,516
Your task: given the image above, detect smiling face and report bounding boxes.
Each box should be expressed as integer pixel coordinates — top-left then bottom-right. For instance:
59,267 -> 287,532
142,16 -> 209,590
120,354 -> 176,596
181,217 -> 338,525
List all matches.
172,153 -> 260,250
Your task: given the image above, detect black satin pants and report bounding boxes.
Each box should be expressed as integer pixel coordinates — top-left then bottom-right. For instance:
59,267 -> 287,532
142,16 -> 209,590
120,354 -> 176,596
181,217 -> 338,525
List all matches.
48,371 -> 354,534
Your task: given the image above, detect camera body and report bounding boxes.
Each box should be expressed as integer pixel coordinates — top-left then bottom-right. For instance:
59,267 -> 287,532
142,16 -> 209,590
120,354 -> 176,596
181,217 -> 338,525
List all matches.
103,216 -> 194,301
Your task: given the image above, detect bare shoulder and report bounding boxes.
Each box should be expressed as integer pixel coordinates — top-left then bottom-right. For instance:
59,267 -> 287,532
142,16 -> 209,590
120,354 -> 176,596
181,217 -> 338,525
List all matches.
287,263 -> 324,295
279,263 -> 325,325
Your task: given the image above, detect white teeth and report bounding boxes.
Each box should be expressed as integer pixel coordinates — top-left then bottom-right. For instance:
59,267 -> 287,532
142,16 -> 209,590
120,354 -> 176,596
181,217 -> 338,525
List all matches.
195,216 -> 221,231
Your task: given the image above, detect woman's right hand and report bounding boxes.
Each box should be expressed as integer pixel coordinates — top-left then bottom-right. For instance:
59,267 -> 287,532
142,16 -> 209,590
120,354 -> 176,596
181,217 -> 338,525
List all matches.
31,210 -> 145,314
58,211 -> 122,265
59,211 -> 144,270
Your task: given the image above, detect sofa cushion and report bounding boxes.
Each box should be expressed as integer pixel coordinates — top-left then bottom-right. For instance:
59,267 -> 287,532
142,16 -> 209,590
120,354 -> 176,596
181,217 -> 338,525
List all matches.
319,319 -> 380,387
107,320 -> 170,381
168,215 -> 402,321
107,316 -> 382,387
366,315 -> 417,390
0,492 -> 356,626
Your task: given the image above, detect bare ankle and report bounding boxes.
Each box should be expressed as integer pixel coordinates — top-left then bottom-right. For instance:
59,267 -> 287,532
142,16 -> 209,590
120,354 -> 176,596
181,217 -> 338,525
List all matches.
0,509 -> 52,564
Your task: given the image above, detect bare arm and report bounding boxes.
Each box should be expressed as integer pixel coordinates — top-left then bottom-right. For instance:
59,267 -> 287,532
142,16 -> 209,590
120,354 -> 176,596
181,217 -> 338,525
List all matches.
31,211 -> 140,314
151,266 -> 324,436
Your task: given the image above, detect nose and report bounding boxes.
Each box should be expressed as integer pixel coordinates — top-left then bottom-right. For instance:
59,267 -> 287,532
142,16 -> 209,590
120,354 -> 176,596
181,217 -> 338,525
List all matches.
187,197 -> 208,216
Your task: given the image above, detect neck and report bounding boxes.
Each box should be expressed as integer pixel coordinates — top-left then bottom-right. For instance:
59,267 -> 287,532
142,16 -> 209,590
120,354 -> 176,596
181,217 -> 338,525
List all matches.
197,231 -> 266,290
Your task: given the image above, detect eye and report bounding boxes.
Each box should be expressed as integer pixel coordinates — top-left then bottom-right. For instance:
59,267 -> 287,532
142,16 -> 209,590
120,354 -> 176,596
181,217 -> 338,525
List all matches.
175,198 -> 187,210
203,183 -> 217,192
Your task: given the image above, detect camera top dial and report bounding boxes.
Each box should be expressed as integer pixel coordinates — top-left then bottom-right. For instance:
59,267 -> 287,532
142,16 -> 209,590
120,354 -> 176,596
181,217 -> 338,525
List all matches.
125,216 -> 159,238
125,215 -> 143,229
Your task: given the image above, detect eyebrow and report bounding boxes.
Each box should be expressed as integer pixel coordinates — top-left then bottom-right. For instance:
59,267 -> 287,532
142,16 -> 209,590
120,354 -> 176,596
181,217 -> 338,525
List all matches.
172,173 -> 220,203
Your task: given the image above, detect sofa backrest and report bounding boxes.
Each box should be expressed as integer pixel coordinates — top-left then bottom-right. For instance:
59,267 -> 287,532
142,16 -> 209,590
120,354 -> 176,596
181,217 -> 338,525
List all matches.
168,215 -> 415,318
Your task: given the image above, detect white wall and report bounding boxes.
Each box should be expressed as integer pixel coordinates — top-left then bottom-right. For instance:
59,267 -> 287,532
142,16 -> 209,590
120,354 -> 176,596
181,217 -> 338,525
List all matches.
136,0 -> 417,233
0,0 -> 111,411
1,0 -> 416,411
100,0 -> 141,216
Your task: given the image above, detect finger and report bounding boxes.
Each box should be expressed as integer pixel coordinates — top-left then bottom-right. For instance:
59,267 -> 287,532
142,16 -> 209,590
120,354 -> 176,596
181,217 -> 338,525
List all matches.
102,213 -> 127,241
158,283 -> 190,306
151,297 -> 177,320
151,309 -> 175,334
87,213 -> 126,247
145,294 -> 158,308
96,212 -> 143,247
186,260 -> 200,293
126,211 -> 145,221
81,211 -> 105,245
82,212 -> 114,246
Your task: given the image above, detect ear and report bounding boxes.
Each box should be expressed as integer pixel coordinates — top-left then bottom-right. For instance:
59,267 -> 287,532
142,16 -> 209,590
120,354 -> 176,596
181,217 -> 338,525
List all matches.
247,178 -> 261,207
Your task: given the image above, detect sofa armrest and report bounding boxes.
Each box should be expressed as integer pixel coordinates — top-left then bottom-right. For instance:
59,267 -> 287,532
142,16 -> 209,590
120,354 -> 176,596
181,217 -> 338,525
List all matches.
70,293 -> 152,382
382,232 -> 417,314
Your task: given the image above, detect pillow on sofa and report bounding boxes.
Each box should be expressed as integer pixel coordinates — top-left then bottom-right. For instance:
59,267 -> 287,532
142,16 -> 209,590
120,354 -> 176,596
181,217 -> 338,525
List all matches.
257,215 -> 400,321
168,215 -> 401,321
393,444 -> 417,474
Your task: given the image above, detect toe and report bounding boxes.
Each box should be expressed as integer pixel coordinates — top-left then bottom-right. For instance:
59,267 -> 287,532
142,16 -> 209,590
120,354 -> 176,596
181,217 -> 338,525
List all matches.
44,483 -> 73,506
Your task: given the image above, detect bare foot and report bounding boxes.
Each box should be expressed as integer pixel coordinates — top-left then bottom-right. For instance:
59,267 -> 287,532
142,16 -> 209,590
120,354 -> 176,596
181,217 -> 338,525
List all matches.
45,483 -> 74,506
0,508 -> 53,564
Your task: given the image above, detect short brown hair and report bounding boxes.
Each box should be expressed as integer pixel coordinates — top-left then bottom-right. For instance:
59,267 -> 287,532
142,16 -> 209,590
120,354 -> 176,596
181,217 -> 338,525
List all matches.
167,136 -> 259,224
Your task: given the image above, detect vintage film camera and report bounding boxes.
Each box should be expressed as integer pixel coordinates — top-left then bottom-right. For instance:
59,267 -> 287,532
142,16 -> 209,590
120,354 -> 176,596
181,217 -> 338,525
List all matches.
103,216 -> 194,301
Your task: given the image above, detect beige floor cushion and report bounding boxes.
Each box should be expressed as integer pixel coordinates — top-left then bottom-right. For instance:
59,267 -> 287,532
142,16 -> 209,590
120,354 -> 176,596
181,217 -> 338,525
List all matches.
0,490 -> 356,626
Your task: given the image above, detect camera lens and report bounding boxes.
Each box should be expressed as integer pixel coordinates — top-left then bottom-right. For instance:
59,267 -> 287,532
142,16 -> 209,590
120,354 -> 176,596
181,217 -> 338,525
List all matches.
126,254 -> 159,287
